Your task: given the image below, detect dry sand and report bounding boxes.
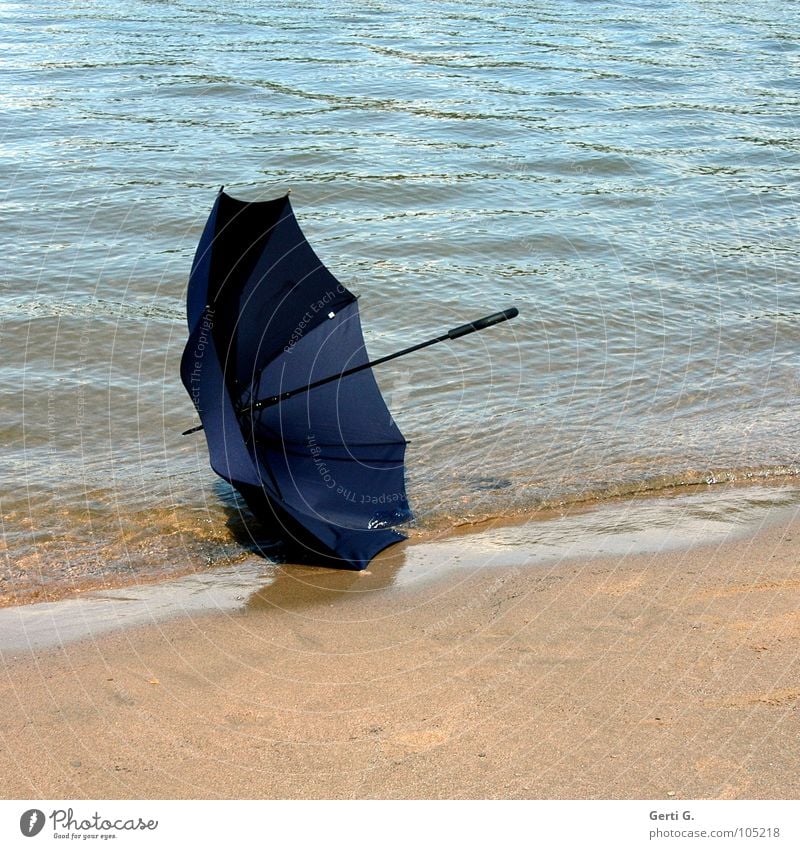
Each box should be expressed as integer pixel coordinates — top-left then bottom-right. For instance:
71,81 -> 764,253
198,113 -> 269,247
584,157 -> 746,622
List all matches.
1,491 -> 798,799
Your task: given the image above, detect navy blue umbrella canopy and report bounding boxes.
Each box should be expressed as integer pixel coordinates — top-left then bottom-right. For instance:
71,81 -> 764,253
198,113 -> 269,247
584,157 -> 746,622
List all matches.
180,191 -> 412,570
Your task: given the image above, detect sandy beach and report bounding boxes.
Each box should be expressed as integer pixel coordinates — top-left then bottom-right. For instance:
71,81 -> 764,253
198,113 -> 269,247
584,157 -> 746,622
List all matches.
0,487 -> 798,800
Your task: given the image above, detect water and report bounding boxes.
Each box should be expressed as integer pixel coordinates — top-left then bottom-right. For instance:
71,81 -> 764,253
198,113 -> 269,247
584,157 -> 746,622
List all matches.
1,0 -> 798,604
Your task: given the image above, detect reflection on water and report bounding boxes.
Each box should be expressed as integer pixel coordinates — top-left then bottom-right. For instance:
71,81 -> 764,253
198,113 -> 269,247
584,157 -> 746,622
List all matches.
247,553 -> 408,614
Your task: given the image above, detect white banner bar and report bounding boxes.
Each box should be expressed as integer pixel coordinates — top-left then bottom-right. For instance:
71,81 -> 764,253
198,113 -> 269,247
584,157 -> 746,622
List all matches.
1,799 -> 797,848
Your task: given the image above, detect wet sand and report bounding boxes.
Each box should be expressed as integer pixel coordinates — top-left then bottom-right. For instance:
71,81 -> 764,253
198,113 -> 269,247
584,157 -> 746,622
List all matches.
0,492 -> 798,799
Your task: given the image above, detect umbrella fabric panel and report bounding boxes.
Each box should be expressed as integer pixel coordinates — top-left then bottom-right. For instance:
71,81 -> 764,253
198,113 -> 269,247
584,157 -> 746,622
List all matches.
249,300 -> 406,445
186,194 -> 220,332
180,312 -> 261,489
205,193 -> 285,329
258,439 -> 409,529
248,300 -> 411,531
238,483 -> 407,572
211,194 -> 357,400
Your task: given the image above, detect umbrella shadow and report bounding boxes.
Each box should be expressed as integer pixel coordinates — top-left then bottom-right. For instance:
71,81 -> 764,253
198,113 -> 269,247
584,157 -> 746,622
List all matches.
213,480 -> 289,560
213,480 -> 409,610
246,545 -> 409,612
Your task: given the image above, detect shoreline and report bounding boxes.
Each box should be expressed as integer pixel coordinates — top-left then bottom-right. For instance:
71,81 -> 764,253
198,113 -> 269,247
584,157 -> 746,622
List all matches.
1,480 -> 798,652
0,483 -> 798,798
2,474 -> 798,614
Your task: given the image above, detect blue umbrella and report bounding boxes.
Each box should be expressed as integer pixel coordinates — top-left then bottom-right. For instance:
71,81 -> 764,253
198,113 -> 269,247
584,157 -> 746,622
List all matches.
180,189 -> 517,570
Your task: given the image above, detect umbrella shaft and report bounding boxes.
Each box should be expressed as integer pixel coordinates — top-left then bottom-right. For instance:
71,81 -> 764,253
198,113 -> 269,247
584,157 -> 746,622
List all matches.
248,306 -> 518,412
182,306 -> 518,434
249,332 -> 450,412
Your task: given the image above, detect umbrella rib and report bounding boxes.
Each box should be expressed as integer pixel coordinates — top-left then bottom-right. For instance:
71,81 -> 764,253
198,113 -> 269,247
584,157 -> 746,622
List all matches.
244,293 -> 359,402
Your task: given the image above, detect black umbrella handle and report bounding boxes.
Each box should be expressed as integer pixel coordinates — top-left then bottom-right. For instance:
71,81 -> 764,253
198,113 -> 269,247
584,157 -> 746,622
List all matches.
447,307 -> 518,339
182,305 -> 519,432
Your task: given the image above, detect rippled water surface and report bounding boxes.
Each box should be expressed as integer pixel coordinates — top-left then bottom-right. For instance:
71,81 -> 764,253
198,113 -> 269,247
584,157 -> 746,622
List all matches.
1,0 -> 798,602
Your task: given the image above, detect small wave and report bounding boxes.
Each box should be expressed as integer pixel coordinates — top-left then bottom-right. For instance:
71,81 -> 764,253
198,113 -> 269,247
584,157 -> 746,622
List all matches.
0,295 -> 183,322
408,465 -> 800,535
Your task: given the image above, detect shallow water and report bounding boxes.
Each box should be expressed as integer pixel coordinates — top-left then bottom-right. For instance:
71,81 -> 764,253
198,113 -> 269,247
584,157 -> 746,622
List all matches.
1,1 -> 798,600
2,483 -> 798,651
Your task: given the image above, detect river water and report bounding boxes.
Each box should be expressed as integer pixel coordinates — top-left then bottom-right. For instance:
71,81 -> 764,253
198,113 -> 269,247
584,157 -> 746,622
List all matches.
1,0 -> 798,602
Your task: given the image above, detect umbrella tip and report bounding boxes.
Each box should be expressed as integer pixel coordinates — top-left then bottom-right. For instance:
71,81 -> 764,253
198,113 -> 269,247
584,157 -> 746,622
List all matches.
285,188 -> 292,196
218,185 -> 224,194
